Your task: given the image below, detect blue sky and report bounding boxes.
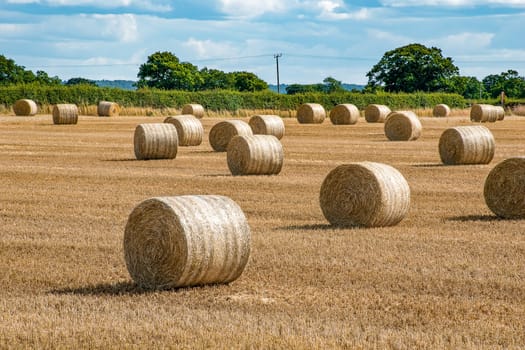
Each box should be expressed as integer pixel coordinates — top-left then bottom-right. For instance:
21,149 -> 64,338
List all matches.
0,0 -> 524,85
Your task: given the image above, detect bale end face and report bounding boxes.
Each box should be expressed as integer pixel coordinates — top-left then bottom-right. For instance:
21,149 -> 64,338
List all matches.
329,104 -> 359,125
433,104 -> 451,118
181,104 -> 205,119
209,120 -> 253,152
98,101 -> 120,117
364,104 -> 391,123
248,115 -> 285,140
13,99 -> 38,116
296,103 -> 326,124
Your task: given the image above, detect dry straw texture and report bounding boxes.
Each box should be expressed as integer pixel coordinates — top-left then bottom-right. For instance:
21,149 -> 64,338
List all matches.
439,125 -> 495,165
52,104 -> 78,125
364,104 -> 391,123
384,110 -> 422,141
296,103 -> 326,124
319,162 -> 410,227
432,104 -> 451,117
124,195 -> 251,289
164,115 -> 204,146
484,157 -> 525,219
495,106 -> 505,121
470,104 -> 499,123
134,123 -> 178,160
13,99 -> 37,116
181,103 -> 205,119
227,135 -> 284,175
97,101 -> 120,117
209,120 -> 253,152
329,104 -> 360,125
248,114 -> 285,140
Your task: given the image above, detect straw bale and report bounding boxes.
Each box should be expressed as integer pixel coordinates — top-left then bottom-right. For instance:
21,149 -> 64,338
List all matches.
329,104 -> 359,125
124,195 -> 251,289
209,120 -> 253,152
439,125 -> 495,165
181,103 -> 205,119
13,99 -> 37,116
384,110 -> 422,141
470,104 -> 499,123
164,115 -> 203,146
248,114 -> 285,140
432,104 -> 451,117
484,157 -> 525,219
319,162 -> 410,227
134,123 -> 178,160
52,104 -> 78,125
364,104 -> 391,123
97,101 -> 120,117
227,135 -> 283,175
495,106 -> 505,121
296,103 -> 326,124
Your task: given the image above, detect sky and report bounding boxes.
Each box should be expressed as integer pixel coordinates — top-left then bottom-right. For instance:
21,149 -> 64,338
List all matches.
0,0 -> 524,85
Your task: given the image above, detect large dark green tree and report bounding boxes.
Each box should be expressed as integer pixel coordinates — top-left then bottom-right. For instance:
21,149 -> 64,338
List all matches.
366,43 -> 459,93
482,70 -> 525,98
0,55 -> 61,85
231,71 -> 268,92
444,76 -> 485,99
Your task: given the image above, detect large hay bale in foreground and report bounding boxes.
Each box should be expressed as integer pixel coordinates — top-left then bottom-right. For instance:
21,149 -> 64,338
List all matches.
124,195 -> 251,289
329,104 -> 359,125
164,115 -> 204,146
319,162 -> 410,227
209,120 -> 253,152
384,111 -> 422,141
484,157 -> 525,219
439,125 -> 495,165
52,104 -> 78,125
13,99 -> 37,116
181,103 -> 205,119
364,104 -> 391,123
433,104 -> 451,118
470,104 -> 499,123
296,103 -> 325,124
248,114 -> 285,140
227,135 -> 283,175
97,101 -> 120,117
134,123 -> 178,160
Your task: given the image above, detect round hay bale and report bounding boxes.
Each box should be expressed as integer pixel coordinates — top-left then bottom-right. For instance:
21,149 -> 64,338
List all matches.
384,111 -> 422,141
495,106 -> 505,121
52,104 -> 78,125
484,157 -> 525,219
319,162 -> 411,227
124,195 -> 251,289
208,120 -> 253,152
432,104 -> 451,117
439,125 -> 495,165
181,103 -> 205,119
329,104 -> 360,125
248,114 -> 285,140
164,115 -> 204,146
134,123 -> 178,160
227,135 -> 283,175
97,101 -> 120,117
470,104 -> 499,123
364,104 -> 391,123
296,103 -> 325,124
13,99 -> 37,116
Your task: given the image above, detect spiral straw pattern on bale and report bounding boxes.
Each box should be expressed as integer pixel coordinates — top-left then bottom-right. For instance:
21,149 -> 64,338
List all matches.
296,103 -> 326,124
124,195 -> 251,289
319,162 -> 411,227
495,106 -> 505,121
164,115 -> 204,146
209,120 -> 253,152
181,103 -> 205,119
384,111 -> 422,141
329,104 -> 360,125
97,101 -> 120,117
439,125 -> 495,165
52,104 -> 78,125
432,104 -> 451,118
364,104 -> 391,123
13,99 -> 37,116
483,157 -> 525,219
227,135 -> 284,176
134,123 -> 178,160
248,114 -> 285,140
470,104 -> 499,123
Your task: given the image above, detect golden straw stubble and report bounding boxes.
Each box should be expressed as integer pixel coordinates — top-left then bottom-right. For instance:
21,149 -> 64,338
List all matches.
209,120 -> 253,152
438,125 -> 495,165
329,104 -> 359,125
384,111 -> 422,141
227,135 -> 283,175
483,157 -> 525,219
248,114 -> 285,140
319,162 -> 411,227
124,195 -> 251,289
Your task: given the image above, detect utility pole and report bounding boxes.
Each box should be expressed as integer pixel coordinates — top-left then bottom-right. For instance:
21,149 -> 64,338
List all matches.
274,53 -> 282,94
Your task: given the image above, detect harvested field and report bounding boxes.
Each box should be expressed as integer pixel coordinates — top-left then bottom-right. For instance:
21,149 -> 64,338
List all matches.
0,112 -> 524,349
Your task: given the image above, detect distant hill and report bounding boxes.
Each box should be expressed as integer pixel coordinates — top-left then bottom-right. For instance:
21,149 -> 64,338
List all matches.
94,80 -> 136,90
268,83 -> 365,94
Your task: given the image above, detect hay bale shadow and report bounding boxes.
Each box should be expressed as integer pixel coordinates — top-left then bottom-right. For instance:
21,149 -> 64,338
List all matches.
448,214 -> 506,222
281,223 -> 358,231
49,281 -> 211,296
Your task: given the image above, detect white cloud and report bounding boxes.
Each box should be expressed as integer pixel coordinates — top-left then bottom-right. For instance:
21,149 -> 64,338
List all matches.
182,38 -> 239,59
316,1 -> 372,20
217,0 -> 287,18
92,14 -> 138,43
6,0 -> 172,11
428,32 -> 494,52
380,0 -> 525,6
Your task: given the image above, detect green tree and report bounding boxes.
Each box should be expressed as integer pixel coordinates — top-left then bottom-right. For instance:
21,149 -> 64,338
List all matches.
0,54 -> 32,85
482,70 -> 525,98
65,77 -> 96,86
35,70 -> 61,85
366,43 -> 459,93
231,71 -> 268,92
199,67 -> 234,90
445,76 -> 485,99
323,76 -> 344,93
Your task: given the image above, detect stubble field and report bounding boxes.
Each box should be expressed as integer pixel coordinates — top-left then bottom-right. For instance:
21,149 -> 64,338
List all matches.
0,112 -> 524,349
